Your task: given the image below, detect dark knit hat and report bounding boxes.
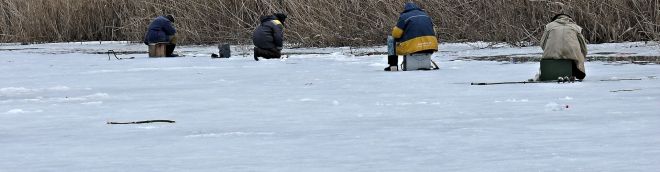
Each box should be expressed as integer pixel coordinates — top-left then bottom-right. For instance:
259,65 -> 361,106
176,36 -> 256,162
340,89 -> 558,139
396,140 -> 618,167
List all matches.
274,13 -> 287,22
165,14 -> 175,23
551,13 -> 571,21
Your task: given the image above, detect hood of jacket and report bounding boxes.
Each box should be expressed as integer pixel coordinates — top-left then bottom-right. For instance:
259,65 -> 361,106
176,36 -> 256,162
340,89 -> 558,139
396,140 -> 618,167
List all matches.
553,16 -> 575,25
403,2 -> 422,13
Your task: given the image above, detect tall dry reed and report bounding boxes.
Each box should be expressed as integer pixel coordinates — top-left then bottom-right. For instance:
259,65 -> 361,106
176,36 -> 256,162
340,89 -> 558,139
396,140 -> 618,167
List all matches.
0,0 -> 658,47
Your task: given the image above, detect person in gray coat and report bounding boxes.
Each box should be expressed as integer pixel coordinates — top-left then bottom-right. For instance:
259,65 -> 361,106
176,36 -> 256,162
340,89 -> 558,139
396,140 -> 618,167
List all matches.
252,13 -> 287,61
536,14 -> 588,81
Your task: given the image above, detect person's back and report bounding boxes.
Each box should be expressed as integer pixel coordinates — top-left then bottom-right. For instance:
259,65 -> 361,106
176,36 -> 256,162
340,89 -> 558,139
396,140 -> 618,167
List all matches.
252,14 -> 285,61
392,2 -> 437,56
540,14 -> 588,80
144,15 -> 177,57
145,15 -> 176,44
385,2 -> 438,71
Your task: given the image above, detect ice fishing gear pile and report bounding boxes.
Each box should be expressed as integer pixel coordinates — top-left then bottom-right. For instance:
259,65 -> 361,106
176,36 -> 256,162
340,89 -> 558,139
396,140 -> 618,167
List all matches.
107,50 -> 135,60
556,76 -> 578,83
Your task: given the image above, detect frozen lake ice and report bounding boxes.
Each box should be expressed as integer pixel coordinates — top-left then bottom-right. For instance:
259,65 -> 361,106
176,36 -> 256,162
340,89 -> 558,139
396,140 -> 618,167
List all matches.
1,42 -> 659,171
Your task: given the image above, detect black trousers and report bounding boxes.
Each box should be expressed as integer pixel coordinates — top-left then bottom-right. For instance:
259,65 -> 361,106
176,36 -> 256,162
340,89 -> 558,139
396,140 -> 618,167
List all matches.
572,60 -> 586,79
388,50 -> 435,67
388,55 -> 398,67
254,47 -> 281,59
166,44 -> 176,57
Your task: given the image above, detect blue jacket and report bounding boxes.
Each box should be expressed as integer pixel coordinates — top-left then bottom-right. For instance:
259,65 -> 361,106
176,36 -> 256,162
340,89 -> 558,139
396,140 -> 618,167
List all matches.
144,16 -> 176,44
391,3 -> 438,55
252,15 -> 284,49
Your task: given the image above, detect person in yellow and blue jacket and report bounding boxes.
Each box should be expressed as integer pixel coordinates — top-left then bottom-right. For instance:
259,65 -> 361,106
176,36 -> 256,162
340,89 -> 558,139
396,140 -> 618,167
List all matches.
386,2 -> 438,71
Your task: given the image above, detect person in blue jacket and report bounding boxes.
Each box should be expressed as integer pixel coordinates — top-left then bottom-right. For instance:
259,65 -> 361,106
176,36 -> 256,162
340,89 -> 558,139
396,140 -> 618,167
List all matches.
386,2 -> 438,71
144,15 -> 177,57
252,13 -> 287,61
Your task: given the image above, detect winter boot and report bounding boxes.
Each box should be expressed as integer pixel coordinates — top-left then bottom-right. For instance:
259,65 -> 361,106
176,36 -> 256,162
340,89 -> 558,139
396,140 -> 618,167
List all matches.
557,76 -> 565,83
384,66 -> 398,71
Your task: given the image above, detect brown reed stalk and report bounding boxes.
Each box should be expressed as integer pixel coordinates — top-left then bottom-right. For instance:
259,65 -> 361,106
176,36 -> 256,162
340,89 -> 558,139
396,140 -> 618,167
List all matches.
0,0 -> 658,46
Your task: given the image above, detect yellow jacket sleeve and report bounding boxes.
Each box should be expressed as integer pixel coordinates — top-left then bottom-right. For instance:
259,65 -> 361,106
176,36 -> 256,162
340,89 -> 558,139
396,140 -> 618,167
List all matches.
392,27 -> 404,39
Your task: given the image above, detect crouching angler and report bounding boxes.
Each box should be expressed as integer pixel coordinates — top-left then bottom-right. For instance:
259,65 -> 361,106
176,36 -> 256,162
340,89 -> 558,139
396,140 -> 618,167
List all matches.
537,14 -> 588,81
144,14 -> 178,57
252,13 -> 287,61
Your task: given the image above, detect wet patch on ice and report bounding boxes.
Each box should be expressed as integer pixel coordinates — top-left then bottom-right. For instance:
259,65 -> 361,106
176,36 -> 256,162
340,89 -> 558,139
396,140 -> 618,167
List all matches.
87,50 -> 148,55
454,55 -> 660,65
589,56 -> 660,65
39,49 -> 198,55
0,47 -> 41,51
453,54 -> 541,63
610,89 -> 643,93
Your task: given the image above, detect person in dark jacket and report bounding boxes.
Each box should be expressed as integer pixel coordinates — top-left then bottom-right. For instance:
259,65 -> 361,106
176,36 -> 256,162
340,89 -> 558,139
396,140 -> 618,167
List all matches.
386,2 -> 438,71
252,13 -> 287,61
144,15 -> 177,57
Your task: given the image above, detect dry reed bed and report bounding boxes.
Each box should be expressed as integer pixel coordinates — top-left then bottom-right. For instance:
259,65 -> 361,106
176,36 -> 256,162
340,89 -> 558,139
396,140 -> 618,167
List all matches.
0,0 -> 658,47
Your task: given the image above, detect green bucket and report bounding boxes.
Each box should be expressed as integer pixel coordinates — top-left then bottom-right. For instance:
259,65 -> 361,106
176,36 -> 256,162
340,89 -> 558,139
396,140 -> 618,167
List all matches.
539,59 -> 574,81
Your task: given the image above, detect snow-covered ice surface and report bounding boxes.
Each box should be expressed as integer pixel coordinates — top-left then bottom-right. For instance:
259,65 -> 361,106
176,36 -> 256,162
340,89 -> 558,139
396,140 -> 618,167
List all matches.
1,42 -> 660,171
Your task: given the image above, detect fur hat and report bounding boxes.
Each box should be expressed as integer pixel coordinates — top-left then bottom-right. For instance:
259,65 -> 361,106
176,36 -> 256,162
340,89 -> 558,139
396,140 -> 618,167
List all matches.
165,14 -> 175,23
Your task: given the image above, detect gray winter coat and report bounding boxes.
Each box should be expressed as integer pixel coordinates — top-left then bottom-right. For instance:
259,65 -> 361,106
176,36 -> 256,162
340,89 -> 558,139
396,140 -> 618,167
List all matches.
540,16 -> 588,78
